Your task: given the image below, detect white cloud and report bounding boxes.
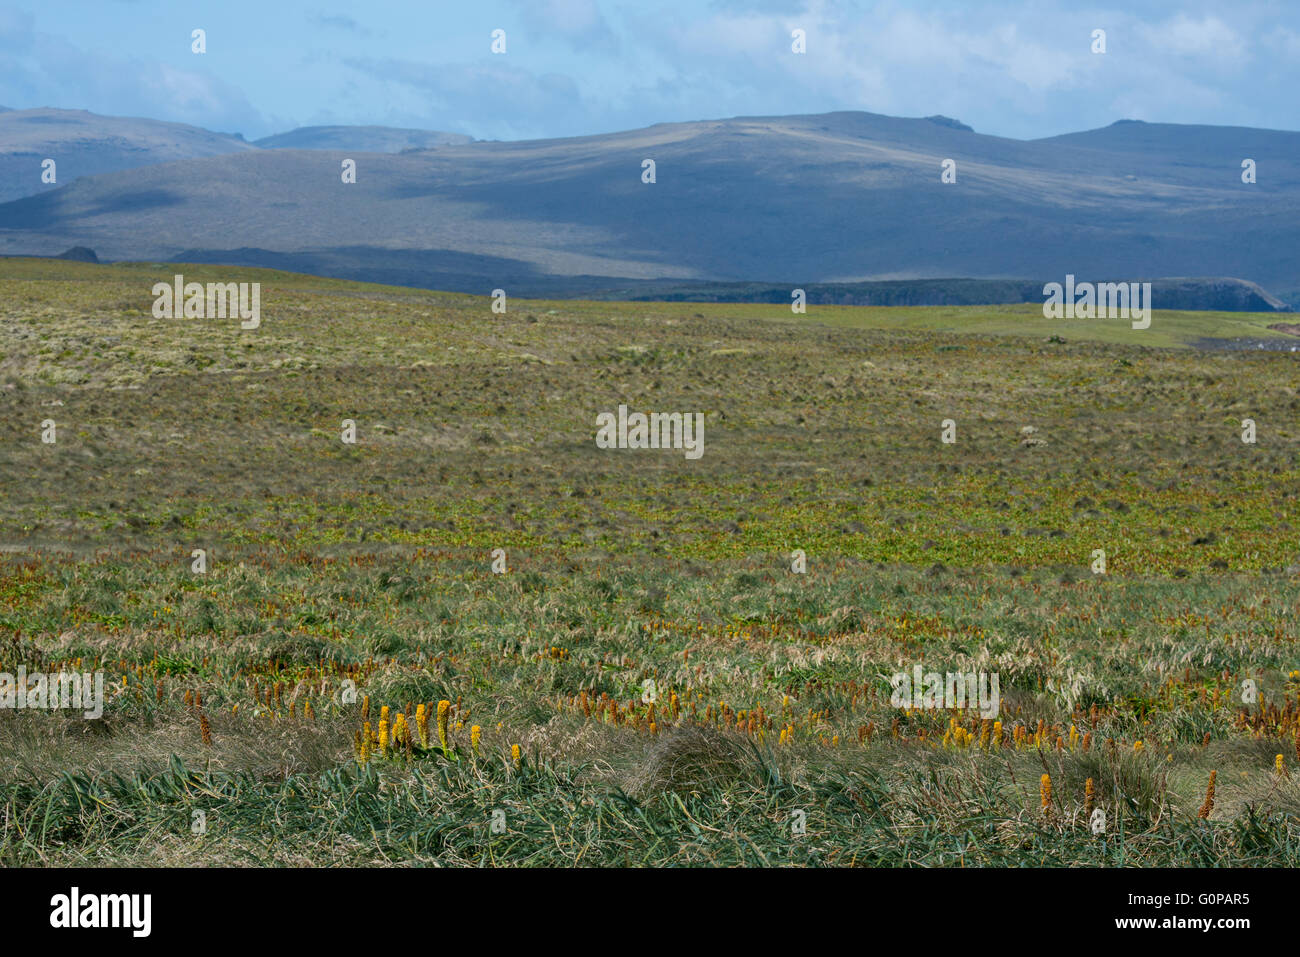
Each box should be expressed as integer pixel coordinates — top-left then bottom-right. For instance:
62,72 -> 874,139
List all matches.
0,10 -> 265,134
503,0 -> 617,48
1142,14 -> 1247,59
341,56 -> 586,140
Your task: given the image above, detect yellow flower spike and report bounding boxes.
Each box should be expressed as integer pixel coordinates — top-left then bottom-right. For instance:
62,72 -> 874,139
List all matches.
361,695 -> 370,721
1133,740 -> 1143,753
437,699 -> 451,752
359,735 -> 369,765
992,720 -> 1002,750
1068,724 -> 1078,750
471,725 -> 482,754
511,744 -> 522,768
1276,754 -> 1287,778
377,719 -> 389,757
415,703 -> 429,748
1040,773 -> 1052,815
379,705 -> 389,725
1084,778 -> 1095,817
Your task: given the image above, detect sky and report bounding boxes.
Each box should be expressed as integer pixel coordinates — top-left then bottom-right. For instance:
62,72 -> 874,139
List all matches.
0,0 -> 1296,143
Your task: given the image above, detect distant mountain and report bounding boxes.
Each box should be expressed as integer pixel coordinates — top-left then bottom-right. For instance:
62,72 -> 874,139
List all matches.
596,276 -> 1289,311
1036,118 -> 1300,157
1,110 -> 1297,303
0,109 -> 472,204
254,125 -> 473,152
0,108 -> 257,203
53,245 -> 99,263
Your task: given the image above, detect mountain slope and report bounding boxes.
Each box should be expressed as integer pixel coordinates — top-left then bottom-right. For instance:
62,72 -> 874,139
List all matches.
254,125 -> 472,151
0,109 -> 474,204
0,108 -> 257,203
1,110 -> 1297,298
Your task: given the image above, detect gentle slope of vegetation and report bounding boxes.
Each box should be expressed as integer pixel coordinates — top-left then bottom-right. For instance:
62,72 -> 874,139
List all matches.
1,259 -> 1298,866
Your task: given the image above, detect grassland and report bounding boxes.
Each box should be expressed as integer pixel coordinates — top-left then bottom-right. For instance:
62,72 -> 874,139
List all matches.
1,258 -> 1299,866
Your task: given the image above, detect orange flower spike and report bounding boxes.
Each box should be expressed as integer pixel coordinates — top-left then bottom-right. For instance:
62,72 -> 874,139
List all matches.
1198,770 -> 1217,820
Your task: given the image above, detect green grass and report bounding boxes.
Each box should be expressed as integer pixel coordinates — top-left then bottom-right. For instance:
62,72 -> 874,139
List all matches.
1,258 -> 1299,866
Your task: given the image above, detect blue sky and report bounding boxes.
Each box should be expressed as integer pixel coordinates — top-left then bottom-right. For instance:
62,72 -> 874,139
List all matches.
1,0 -> 1296,142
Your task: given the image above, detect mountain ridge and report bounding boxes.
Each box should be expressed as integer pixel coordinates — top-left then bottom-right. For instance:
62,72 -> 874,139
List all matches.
2,108 -> 1297,304
254,125 -> 473,151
